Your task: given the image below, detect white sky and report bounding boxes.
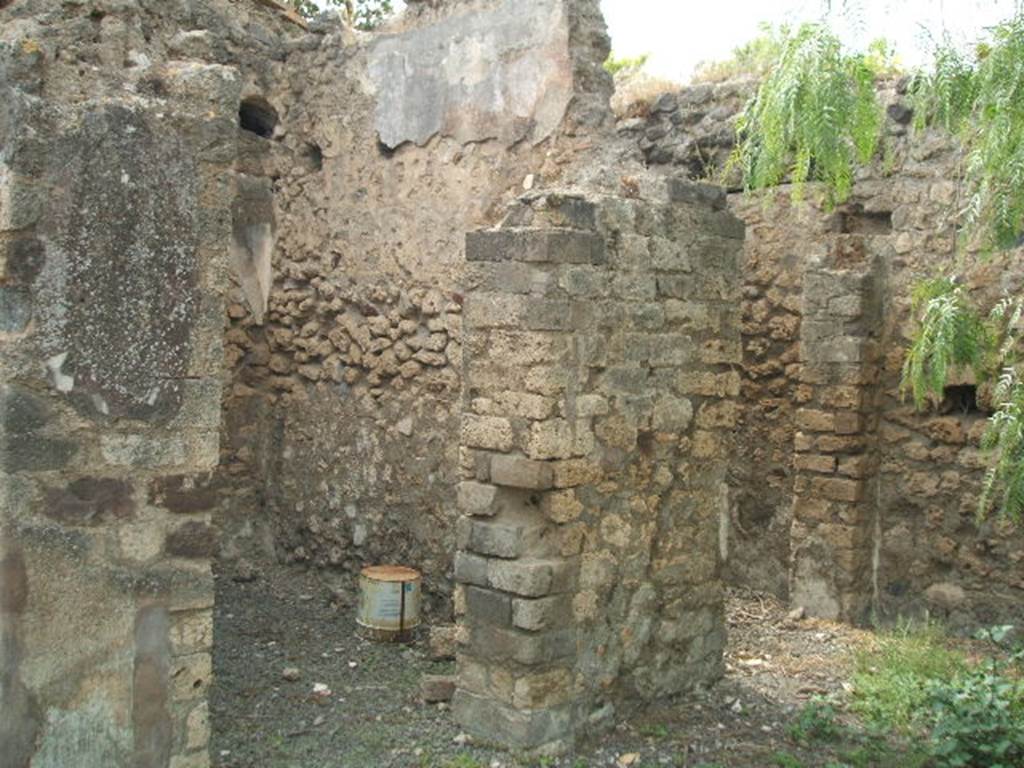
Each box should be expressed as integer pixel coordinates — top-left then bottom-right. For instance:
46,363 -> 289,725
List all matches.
379,1 -> 1017,83
599,0 -> 1019,82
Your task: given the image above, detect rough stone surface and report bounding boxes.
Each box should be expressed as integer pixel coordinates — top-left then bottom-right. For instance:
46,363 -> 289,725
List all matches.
6,0 -> 1024,762
0,1 -> 249,764
455,189 -> 740,749
621,78 -> 1024,628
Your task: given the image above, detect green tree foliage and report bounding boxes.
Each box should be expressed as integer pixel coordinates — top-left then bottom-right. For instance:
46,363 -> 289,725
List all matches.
288,0 -> 393,30
910,14 -> 1024,251
603,52 -> 649,77
901,277 -> 1024,522
730,23 -> 885,208
899,277 -> 994,410
981,368 -> 1024,523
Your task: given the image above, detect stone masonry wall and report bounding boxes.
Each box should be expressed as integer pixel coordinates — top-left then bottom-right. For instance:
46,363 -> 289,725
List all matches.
216,0 -> 616,613
621,80 -> 1024,627
452,185 -> 743,751
0,1 -> 299,765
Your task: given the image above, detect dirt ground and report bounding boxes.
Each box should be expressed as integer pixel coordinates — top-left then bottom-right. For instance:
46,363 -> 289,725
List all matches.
209,566 -> 891,768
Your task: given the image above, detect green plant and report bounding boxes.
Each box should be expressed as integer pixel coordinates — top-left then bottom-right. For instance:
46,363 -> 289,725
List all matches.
787,698 -> 841,745
836,731 -> 930,768
441,755 -> 485,768
851,621 -> 967,731
730,23 -> 885,208
910,14 -> 1024,251
863,37 -> 903,79
639,722 -> 670,739
899,277 -> 994,409
980,369 -> 1024,522
287,0 -> 393,30
901,278 -> 1024,522
604,52 -> 650,77
921,626 -> 1024,767
771,752 -> 805,768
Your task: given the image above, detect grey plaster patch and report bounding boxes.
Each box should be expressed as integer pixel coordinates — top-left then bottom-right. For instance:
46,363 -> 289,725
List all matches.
131,606 -> 171,768
368,0 -> 573,148
35,103 -> 201,424
31,696 -> 129,768
0,285 -> 31,332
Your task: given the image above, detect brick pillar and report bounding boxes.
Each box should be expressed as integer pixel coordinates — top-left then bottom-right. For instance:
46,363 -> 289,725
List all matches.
454,183 -> 743,752
790,252 -> 882,624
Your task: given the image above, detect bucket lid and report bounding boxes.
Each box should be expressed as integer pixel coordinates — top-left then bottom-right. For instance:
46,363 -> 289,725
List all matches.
361,565 -> 421,582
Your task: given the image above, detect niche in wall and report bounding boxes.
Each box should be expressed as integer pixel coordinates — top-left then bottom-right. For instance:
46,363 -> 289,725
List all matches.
239,96 -> 278,139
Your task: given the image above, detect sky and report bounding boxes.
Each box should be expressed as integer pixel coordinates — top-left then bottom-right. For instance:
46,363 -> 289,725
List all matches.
380,0 -> 1019,83
599,0 -> 1020,82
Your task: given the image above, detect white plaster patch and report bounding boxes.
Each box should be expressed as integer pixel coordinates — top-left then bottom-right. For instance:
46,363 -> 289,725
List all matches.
45,352 -> 75,393
353,523 -> 368,547
90,394 -> 109,416
0,160 -> 12,231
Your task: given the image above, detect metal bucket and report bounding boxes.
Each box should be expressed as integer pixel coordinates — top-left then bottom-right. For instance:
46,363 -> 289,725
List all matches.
357,565 -> 422,642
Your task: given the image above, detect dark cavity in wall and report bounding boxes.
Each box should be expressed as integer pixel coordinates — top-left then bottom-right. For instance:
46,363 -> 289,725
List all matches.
942,384 -> 983,416
838,204 -> 893,235
239,97 -> 278,139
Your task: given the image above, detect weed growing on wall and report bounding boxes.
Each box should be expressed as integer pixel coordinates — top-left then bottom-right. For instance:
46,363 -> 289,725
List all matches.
604,52 -> 650,76
692,22 -> 789,84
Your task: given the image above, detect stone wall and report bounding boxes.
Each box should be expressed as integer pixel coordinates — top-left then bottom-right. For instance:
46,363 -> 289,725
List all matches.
451,185 -> 743,751
620,80 -> 1024,627
217,0 -> 616,613
0,1 -> 299,765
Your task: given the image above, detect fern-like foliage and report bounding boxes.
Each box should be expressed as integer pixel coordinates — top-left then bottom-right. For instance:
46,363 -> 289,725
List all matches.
911,14 -> 1024,251
900,278 -> 993,409
902,277 -> 1024,523
731,23 -> 885,208
980,369 -> 1024,523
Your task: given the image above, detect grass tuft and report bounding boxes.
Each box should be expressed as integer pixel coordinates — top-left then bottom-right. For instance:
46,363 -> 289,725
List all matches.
850,621 -> 967,730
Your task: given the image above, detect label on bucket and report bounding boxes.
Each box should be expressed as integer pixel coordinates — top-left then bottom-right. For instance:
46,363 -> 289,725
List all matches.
358,578 -> 420,631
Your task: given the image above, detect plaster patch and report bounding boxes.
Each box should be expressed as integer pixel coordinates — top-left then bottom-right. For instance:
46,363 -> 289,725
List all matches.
46,352 -> 74,393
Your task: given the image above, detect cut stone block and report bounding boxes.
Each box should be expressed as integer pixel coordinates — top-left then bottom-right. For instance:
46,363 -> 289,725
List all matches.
421,674 -> 457,703
490,454 -> 554,490
452,689 -> 573,750
466,229 -> 606,266
488,558 -> 576,597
